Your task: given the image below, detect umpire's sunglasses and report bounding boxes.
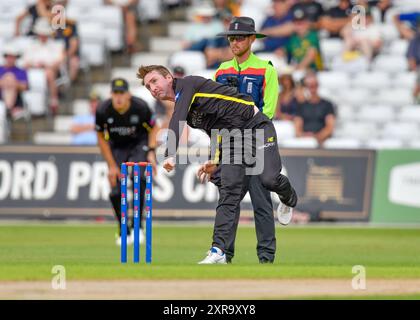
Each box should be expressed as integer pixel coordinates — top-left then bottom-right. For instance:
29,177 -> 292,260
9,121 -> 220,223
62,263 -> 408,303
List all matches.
227,35 -> 250,43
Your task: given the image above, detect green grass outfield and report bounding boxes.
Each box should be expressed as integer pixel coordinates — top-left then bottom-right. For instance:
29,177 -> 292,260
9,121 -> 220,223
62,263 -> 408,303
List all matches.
1,224 -> 420,281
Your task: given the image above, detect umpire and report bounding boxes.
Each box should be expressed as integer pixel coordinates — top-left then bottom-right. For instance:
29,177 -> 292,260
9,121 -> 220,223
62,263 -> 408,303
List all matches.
95,78 -> 158,245
213,16 -> 279,264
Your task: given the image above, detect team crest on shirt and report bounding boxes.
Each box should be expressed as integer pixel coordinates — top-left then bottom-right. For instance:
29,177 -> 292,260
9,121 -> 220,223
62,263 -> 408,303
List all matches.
107,118 -> 114,124
247,82 -> 253,94
130,115 -> 139,124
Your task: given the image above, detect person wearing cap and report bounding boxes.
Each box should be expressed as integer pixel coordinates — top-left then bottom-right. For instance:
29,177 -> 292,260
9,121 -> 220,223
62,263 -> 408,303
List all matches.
0,46 -> 28,120
23,18 -> 65,114
212,16 -> 283,264
285,9 -> 323,71
95,78 -> 159,246
137,65 -> 298,264
291,0 -> 324,29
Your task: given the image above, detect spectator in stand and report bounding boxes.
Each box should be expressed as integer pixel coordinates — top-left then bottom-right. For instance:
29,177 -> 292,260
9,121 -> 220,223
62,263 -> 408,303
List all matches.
341,9 -> 382,62
213,0 -> 233,19
371,0 -> 393,24
275,69 -> 299,121
70,90 -> 101,145
52,0 -> 80,82
291,0 -> 324,29
394,10 -> 420,40
15,0 -> 52,36
0,46 -> 29,120
173,65 -> 186,78
183,6 -> 224,50
203,12 -> 233,68
294,72 -> 336,146
23,18 -> 66,115
285,9 -> 323,71
259,0 -> 294,55
407,18 -> 420,103
105,0 -> 140,54
321,0 -> 353,38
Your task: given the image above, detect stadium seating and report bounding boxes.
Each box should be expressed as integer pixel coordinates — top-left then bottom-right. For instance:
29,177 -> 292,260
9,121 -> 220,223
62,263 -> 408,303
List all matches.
324,138 -> 363,149
22,91 -> 47,116
393,72 -> 416,90
33,131 -> 72,144
273,120 -> 296,140
168,22 -> 191,38
138,0 -> 162,23
279,137 -> 319,149
150,37 -> 184,53
72,100 -> 91,116
336,104 -> 358,122
352,72 -> 391,90
1,0 -> 419,151
335,122 -> 379,140
365,138 -> 404,149
381,122 -> 420,140
131,86 -> 158,112
168,51 -> 207,76
111,67 -> 140,86
90,6 -> 123,51
318,72 -> 350,90
372,55 -> 409,73
132,53 -> 170,68
398,106 -> 420,122
387,39 -> 409,56
0,21 -> 14,39
0,101 -> 7,144
375,88 -> 413,107
78,22 -> 107,67
337,88 -> 372,106
320,38 -> 344,66
357,105 -> 396,123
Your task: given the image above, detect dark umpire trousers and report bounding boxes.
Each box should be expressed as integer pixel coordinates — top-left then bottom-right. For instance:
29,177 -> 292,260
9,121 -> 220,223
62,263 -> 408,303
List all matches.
212,112 -> 297,255
109,142 -> 147,234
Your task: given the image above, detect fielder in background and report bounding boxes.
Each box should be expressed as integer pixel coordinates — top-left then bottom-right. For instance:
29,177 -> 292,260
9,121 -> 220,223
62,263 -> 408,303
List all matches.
95,78 -> 158,246
137,65 -> 297,264
213,16 -> 280,264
